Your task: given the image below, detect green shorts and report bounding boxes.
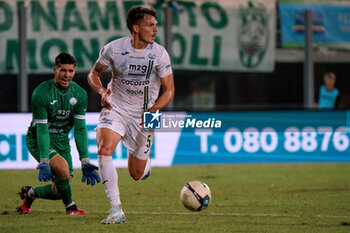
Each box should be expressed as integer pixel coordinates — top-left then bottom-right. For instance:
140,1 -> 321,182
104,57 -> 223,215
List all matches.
26,134 -> 74,176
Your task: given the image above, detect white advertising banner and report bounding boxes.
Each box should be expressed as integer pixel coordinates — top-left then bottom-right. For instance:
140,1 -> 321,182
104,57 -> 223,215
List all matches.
0,0 -> 276,74
0,113 -> 180,169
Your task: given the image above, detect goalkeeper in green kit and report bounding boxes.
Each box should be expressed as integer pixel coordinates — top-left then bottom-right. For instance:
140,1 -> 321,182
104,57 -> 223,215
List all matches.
17,53 -> 100,215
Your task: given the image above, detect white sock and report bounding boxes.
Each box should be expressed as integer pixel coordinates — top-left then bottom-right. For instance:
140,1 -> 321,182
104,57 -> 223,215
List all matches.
28,187 -> 35,199
141,157 -> 151,179
98,155 -> 121,209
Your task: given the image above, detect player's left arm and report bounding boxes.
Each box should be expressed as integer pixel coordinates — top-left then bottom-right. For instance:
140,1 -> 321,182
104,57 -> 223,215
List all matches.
73,90 -> 89,160
73,91 -> 100,185
74,118 -> 88,160
147,73 -> 175,112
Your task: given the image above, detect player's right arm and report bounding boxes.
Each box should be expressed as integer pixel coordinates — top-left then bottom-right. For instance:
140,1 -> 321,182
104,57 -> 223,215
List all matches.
31,87 -> 54,181
87,62 -> 111,109
88,43 -> 113,110
31,88 -> 50,161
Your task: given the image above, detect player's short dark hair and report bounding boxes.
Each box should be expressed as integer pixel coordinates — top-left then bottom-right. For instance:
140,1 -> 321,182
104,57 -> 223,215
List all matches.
55,53 -> 76,67
127,6 -> 157,33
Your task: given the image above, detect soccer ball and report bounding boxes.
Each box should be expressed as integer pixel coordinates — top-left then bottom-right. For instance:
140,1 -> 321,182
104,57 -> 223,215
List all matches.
180,181 -> 211,211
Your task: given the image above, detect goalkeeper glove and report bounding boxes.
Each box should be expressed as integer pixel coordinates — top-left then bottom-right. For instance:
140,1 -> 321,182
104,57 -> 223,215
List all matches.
82,162 -> 101,186
37,161 -> 55,181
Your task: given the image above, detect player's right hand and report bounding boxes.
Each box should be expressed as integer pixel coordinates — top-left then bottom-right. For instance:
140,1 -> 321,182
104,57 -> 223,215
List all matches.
36,161 -> 55,181
101,89 -> 112,110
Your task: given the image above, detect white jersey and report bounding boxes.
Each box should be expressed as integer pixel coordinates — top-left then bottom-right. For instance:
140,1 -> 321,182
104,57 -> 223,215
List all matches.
98,37 -> 172,118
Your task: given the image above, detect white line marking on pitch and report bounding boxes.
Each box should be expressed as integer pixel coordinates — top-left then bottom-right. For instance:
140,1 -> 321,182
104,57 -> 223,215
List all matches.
32,209 -> 350,219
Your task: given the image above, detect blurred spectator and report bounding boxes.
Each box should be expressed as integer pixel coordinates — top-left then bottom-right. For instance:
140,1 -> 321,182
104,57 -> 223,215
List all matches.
314,72 -> 339,109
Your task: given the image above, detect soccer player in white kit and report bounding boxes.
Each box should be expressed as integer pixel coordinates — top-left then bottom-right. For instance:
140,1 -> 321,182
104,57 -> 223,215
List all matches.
87,6 -> 174,224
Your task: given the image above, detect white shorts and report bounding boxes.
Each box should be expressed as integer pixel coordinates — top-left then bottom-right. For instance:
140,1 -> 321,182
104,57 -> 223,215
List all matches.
96,108 -> 154,160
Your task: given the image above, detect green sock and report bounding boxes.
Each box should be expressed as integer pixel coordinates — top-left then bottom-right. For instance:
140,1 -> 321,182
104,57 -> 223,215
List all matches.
54,177 -> 73,206
34,184 -> 59,200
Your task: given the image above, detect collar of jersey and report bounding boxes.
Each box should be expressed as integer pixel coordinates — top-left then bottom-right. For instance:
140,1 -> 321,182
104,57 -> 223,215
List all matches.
128,37 -> 153,52
52,79 -> 70,95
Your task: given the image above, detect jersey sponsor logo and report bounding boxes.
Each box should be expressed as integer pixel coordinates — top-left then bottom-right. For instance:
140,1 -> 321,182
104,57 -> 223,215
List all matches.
126,89 -> 144,95
50,100 -> 57,105
121,51 -> 129,55
99,120 -> 112,125
49,128 -> 64,134
128,64 -> 147,75
130,56 -> 145,59
49,120 -> 69,127
121,79 -> 149,86
56,110 -> 71,119
69,97 -> 77,105
148,53 -> 156,59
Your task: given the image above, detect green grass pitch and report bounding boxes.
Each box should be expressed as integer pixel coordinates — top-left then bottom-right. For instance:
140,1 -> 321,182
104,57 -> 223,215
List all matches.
1,163 -> 350,233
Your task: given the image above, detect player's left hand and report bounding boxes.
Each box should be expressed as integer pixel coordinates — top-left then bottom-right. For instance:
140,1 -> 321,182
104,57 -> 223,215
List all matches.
82,163 -> 101,186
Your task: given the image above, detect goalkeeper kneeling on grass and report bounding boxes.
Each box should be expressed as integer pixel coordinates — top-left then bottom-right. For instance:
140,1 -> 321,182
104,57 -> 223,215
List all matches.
17,53 -> 101,215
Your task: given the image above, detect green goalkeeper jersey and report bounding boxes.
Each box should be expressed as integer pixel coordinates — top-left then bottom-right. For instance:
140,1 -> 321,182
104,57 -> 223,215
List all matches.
27,79 -> 88,159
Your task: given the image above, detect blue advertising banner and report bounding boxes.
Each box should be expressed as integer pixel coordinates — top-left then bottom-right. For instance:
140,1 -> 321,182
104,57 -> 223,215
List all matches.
172,111 -> 350,164
279,3 -> 350,48
0,111 -> 349,170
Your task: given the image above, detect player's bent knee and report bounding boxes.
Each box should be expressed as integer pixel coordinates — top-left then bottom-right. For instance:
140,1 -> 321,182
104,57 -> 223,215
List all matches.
49,155 -> 69,179
129,169 -> 144,181
98,147 -> 114,156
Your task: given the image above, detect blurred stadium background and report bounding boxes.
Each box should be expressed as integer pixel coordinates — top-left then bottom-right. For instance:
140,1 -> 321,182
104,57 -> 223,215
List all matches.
1,0 -> 350,168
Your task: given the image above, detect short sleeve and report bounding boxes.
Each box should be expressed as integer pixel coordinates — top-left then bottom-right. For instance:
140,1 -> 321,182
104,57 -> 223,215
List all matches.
97,42 -> 113,67
156,49 -> 173,78
31,88 -> 48,122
